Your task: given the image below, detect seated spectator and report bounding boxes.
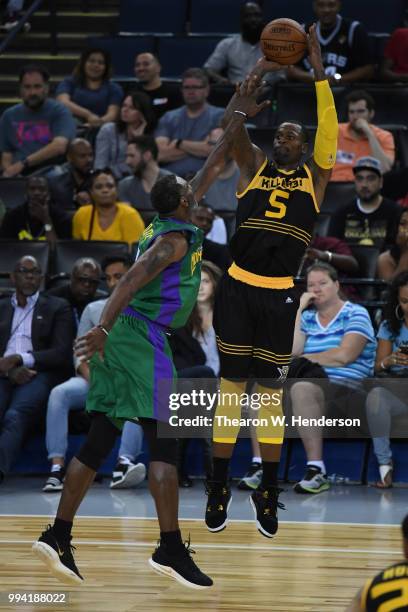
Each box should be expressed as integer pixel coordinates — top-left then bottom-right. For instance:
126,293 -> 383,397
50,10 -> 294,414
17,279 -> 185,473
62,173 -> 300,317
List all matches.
204,2 -> 284,88
118,136 -> 172,210
0,255 -> 74,483
288,0 -> 373,84
56,47 -> 123,129
72,169 -> 145,247
169,261 -> 222,486
290,262 -> 376,494
0,175 -> 71,242
190,203 -> 231,270
204,128 -> 240,213
299,223 -> 359,299
365,271 -> 408,489
0,64 -> 75,177
46,257 -> 103,331
330,157 -> 401,251
94,92 -> 156,179
380,26 -> 408,82
42,254 -> 146,492
1,0 -> 28,30
155,68 -> 224,178
331,91 -> 395,182
47,138 -> 94,213
377,210 -> 408,281
133,52 -> 182,121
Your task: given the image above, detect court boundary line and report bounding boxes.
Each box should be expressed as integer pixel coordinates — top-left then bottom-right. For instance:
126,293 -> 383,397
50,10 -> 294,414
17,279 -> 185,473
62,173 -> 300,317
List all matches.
0,514 -> 402,528
0,538 -> 401,556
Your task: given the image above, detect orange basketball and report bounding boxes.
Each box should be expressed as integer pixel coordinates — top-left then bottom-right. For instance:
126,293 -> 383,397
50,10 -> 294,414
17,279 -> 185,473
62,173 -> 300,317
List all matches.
260,18 -> 307,65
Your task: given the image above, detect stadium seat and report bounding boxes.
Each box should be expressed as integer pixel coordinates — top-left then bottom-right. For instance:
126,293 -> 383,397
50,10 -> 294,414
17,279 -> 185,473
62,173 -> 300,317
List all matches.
341,0 -> 405,33
190,0 -> 241,34
349,245 -> 379,280
314,213 -> 331,238
262,0 -> 313,24
0,177 -> 27,210
275,84 -> 347,126
87,36 -> 155,78
157,36 -> 224,78
52,240 -> 129,278
320,182 -> 355,215
0,240 -> 49,295
119,0 -> 188,34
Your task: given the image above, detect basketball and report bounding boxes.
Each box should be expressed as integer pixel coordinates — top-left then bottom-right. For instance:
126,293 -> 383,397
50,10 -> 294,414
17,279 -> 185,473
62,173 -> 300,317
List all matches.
260,18 -> 307,65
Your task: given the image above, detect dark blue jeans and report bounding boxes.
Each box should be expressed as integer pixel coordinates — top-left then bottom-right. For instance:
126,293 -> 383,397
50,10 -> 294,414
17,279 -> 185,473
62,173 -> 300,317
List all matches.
0,373 -> 51,474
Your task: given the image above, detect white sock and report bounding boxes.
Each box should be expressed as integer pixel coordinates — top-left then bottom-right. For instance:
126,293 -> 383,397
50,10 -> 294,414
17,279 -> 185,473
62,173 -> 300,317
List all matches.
119,456 -> 133,466
307,460 -> 326,475
51,464 -> 63,473
252,456 -> 261,465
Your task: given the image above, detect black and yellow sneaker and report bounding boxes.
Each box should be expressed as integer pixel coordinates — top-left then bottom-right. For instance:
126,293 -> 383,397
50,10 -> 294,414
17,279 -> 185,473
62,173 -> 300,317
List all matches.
204,480 -> 231,532
250,486 -> 285,538
32,525 -> 83,585
149,538 -> 213,589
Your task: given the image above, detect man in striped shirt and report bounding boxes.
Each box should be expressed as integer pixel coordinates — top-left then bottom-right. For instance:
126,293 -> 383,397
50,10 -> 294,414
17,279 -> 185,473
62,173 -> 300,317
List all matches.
290,262 -> 376,493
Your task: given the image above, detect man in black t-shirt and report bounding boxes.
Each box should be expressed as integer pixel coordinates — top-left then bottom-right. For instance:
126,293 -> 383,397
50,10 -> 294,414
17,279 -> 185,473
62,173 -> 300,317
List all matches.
288,0 -> 374,84
330,157 -> 402,251
132,52 -> 182,122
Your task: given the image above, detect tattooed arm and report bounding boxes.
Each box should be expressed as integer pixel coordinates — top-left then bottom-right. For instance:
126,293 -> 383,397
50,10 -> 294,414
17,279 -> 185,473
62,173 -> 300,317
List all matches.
75,232 -> 187,360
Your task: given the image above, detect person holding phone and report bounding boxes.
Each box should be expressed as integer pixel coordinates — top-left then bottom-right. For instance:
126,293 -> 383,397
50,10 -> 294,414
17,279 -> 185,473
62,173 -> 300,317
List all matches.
365,270 -> 408,488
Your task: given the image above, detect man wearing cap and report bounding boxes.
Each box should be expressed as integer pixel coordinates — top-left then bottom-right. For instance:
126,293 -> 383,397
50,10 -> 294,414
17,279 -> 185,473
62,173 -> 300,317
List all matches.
331,89 -> 395,182
330,156 -> 402,251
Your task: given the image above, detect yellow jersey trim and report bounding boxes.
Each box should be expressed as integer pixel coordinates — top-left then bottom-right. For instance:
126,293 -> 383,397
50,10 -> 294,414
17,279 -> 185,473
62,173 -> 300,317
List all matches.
304,163 -> 320,213
228,262 -> 294,289
236,157 -> 268,199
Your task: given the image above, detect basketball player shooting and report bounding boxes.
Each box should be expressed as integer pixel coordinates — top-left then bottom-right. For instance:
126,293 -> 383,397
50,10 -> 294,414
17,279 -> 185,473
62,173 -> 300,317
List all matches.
205,24 -> 338,538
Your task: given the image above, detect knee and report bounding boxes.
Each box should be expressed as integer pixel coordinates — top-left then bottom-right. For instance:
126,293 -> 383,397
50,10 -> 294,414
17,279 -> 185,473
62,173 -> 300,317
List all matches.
290,381 -> 319,405
149,461 -> 177,486
366,387 -> 386,417
48,383 -> 68,408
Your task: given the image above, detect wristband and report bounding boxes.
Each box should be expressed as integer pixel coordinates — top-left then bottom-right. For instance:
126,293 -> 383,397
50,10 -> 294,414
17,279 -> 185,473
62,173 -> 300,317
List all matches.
97,325 -> 109,337
175,139 -> 183,149
233,110 -> 248,119
325,251 -> 332,263
380,359 -> 388,371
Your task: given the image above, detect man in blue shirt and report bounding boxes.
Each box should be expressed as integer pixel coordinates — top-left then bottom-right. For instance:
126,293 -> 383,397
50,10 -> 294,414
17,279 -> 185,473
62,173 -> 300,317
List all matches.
0,64 -> 76,177
155,68 -> 223,178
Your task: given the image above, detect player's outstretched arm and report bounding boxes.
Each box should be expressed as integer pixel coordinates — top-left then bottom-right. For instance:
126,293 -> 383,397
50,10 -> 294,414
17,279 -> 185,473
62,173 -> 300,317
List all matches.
307,24 -> 338,206
191,76 -> 271,201
75,233 -> 188,359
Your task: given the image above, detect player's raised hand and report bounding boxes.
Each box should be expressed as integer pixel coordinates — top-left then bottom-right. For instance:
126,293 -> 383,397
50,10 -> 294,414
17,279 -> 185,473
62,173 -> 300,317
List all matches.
307,24 -> 325,81
251,57 -> 283,79
234,76 -> 271,118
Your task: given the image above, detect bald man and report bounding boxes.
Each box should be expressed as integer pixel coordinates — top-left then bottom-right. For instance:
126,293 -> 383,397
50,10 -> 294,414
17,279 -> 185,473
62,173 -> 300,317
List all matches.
47,138 -> 94,212
0,256 -> 74,483
133,52 -> 182,120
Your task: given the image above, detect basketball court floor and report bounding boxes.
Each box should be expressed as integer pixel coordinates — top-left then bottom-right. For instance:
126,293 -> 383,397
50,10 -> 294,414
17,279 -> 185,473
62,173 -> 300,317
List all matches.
0,477 -> 406,612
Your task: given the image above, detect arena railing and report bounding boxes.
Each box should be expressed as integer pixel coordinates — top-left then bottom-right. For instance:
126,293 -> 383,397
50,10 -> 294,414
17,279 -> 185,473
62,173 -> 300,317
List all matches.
0,0 -> 58,56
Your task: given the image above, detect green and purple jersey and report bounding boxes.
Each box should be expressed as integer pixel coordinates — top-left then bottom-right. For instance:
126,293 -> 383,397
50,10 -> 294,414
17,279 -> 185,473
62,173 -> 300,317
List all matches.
128,215 -> 203,329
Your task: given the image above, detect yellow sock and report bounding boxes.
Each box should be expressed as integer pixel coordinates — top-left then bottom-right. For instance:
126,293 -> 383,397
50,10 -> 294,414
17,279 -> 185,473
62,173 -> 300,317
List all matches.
213,378 -> 247,443
255,385 -> 284,445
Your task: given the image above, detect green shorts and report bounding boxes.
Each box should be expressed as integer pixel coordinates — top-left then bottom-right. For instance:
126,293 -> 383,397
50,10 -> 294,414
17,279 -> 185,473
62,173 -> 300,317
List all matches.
86,312 -> 176,427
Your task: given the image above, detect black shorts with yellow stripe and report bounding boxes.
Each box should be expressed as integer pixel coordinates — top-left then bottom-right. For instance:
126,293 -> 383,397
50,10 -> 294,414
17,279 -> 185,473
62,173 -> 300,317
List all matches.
214,273 -> 299,384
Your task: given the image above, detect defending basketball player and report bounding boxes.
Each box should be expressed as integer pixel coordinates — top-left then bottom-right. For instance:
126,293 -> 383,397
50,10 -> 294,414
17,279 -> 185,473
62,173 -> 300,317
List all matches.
31,78 -> 271,589
205,24 -> 338,538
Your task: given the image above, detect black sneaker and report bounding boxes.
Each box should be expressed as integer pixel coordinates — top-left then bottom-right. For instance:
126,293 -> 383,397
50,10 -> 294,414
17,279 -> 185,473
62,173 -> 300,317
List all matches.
110,461 -> 146,489
32,525 -> 83,585
42,467 -> 65,492
250,486 -> 285,538
149,537 -> 213,589
204,480 -> 231,532
237,462 -> 263,490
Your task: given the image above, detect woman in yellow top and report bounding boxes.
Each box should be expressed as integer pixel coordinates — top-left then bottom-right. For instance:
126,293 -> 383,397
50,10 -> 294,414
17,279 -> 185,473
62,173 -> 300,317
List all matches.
72,168 -> 145,247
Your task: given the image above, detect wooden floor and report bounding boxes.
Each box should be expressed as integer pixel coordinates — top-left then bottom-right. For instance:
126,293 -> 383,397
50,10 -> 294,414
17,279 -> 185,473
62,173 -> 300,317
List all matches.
0,516 -> 402,612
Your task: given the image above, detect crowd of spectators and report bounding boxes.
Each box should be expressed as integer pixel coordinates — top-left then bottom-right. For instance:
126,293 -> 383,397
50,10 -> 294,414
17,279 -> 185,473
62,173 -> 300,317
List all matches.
0,0 -> 408,488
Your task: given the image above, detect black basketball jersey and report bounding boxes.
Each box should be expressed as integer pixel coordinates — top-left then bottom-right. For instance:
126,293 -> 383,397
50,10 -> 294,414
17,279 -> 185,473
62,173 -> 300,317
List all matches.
229,158 -> 319,280
361,561 -> 408,611
301,16 -> 368,76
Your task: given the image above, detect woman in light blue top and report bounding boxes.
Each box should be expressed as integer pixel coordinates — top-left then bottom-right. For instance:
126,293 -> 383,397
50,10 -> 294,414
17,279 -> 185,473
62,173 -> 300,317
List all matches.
366,271 -> 408,488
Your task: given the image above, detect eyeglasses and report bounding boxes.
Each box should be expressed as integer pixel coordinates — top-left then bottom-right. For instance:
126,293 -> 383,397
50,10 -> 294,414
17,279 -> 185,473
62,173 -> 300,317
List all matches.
74,276 -> 99,286
15,267 -> 42,277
